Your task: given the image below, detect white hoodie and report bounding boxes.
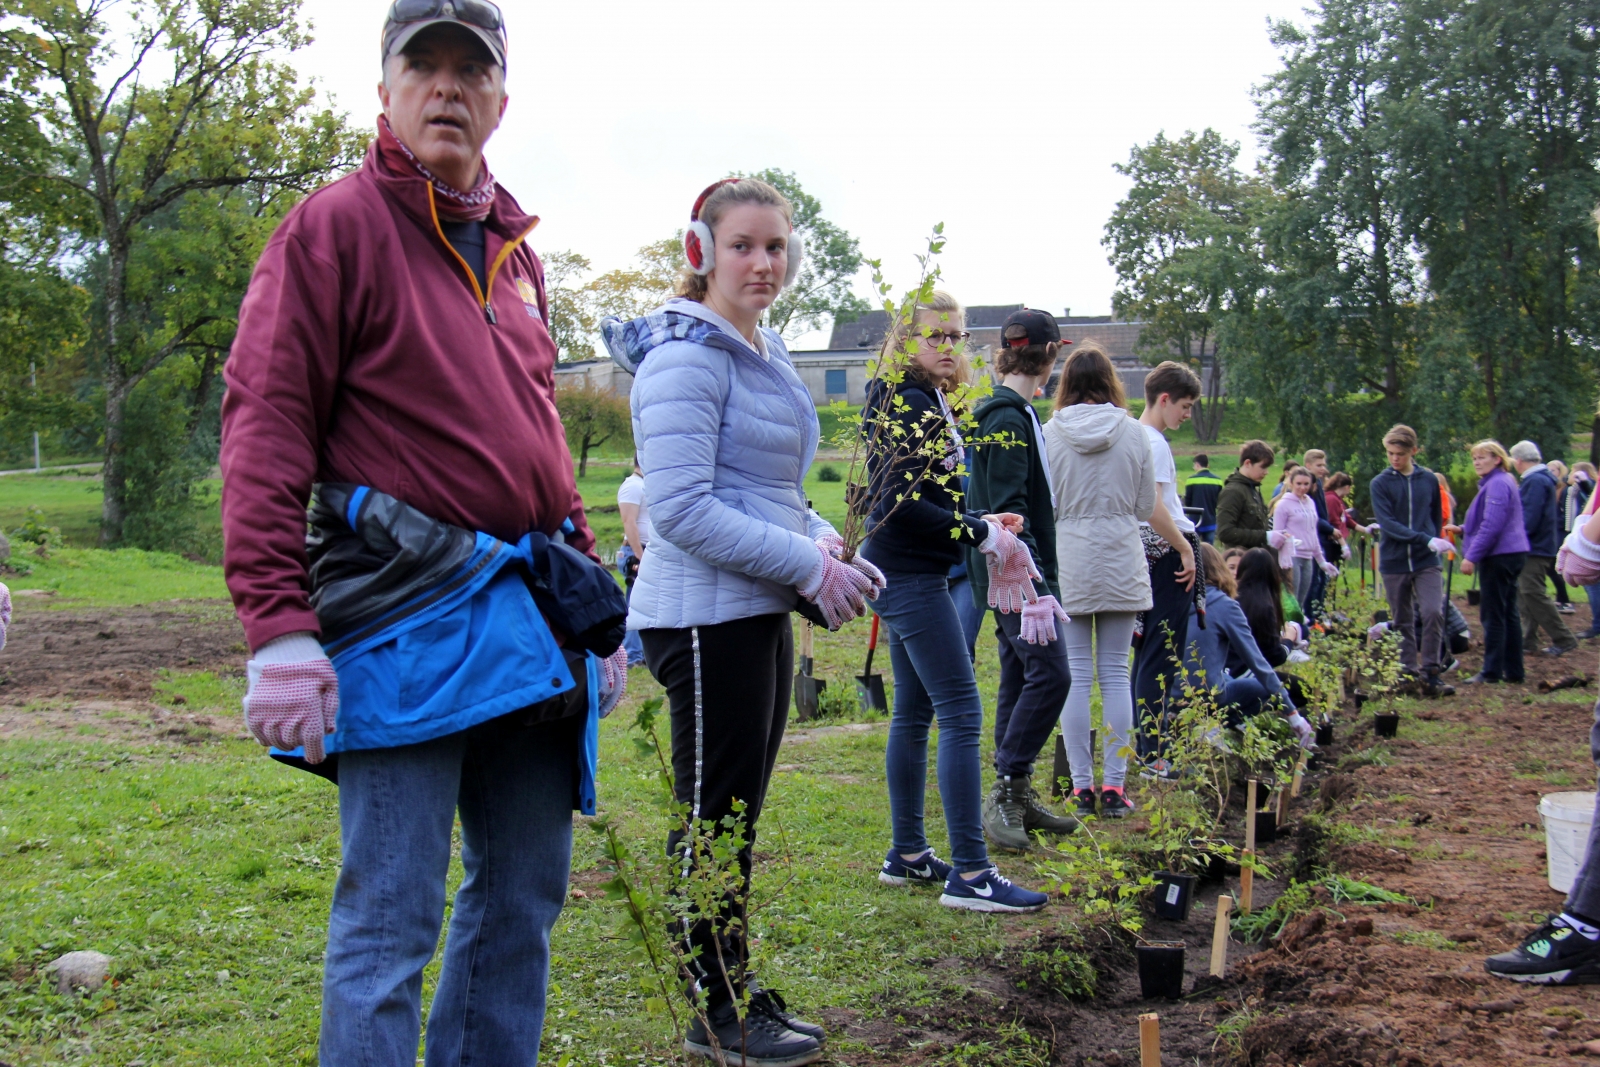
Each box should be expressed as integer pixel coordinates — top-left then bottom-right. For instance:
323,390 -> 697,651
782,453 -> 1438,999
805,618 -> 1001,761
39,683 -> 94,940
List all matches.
1040,403 -> 1158,615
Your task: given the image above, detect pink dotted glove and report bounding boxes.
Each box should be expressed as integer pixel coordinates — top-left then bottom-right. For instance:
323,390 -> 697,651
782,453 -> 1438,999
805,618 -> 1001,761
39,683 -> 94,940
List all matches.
244,636 -> 339,764
798,546 -> 876,630
816,534 -> 885,598
598,645 -> 628,718
980,520 -> 1041,614
1019,594 -> 1069,645
0,581 -> 10,653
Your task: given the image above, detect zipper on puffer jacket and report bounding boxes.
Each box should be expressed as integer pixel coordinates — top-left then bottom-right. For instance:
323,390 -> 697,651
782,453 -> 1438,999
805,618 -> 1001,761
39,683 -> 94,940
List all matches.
426,185 -> 539,325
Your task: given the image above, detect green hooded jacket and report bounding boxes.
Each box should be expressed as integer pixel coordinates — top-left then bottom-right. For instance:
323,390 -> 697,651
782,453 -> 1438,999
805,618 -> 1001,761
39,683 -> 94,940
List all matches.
964,385 -> 1060,604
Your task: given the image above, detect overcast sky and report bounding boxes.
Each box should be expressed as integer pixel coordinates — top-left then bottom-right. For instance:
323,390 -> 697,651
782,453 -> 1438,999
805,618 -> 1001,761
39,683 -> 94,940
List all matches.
290,0 -> 1312,347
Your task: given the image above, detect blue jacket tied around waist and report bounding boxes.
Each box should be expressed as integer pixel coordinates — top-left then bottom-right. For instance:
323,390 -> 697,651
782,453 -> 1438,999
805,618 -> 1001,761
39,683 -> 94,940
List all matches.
269,484 -> 627,816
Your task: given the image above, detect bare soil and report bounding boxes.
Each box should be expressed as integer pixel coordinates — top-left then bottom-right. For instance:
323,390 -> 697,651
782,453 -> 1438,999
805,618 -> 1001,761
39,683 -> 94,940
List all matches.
0,598 -> 248,745
821,592 -> 1600,1065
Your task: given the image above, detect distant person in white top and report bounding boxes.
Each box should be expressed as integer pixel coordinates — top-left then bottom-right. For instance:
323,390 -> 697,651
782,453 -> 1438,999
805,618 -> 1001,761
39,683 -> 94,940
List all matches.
616,457 -> 650,667
1131,361 -> 1201,773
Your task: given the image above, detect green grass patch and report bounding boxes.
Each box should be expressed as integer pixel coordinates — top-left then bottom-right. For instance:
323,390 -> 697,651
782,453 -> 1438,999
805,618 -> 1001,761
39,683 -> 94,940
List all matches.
152,669 -> 247,712
4,547 -> 228,607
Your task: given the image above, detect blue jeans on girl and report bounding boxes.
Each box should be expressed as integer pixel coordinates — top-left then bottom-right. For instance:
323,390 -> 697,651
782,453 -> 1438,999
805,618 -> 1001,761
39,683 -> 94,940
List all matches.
876,570 -> 990,873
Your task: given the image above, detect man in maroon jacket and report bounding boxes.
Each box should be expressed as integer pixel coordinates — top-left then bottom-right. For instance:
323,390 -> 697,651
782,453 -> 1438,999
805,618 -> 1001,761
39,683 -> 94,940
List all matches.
219,5 -> 606,1063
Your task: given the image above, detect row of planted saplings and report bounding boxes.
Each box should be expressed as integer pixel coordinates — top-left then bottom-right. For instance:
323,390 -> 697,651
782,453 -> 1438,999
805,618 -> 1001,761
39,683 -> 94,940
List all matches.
1135,774 -> 1305,999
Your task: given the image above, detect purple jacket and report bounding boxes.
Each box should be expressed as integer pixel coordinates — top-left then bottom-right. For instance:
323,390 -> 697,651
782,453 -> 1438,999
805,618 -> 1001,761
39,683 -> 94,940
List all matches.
1462,467 -> 1530,563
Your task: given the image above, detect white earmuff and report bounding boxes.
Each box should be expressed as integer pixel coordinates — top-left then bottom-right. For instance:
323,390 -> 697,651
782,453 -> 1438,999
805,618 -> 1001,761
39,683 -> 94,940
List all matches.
684,219 -> 715,275
784,230 -> 804,288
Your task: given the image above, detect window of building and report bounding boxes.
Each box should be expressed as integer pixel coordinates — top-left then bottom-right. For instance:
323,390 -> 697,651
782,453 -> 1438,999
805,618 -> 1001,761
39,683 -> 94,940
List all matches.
825,368 -> 847,396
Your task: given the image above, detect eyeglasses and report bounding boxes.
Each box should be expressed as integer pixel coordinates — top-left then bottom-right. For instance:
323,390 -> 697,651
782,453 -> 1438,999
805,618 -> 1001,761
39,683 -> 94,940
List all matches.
387,0 -> 504,31
919,330 -> 969,348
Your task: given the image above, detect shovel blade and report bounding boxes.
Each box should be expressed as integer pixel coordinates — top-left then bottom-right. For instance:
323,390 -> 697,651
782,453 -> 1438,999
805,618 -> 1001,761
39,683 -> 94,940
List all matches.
855,673 -> 887,712
793,675 -> 824,722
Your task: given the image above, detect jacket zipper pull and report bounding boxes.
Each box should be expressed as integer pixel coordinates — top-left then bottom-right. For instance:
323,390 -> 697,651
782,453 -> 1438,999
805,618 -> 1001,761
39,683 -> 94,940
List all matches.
484,302 -> 497,325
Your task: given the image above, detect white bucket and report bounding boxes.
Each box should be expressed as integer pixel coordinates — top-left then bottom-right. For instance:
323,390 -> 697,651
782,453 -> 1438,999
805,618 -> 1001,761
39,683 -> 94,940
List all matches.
1540,792 -> 1598,894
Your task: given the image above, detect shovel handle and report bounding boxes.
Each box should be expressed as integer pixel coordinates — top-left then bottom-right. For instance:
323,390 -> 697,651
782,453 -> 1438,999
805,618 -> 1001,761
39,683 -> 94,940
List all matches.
862,613 -> 880,675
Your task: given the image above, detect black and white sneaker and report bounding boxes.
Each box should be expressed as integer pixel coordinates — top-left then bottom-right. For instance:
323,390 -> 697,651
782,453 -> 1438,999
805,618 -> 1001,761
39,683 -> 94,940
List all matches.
1071,787 -> 1098,818
1485,916 -> 1600,985
938,866 -> 1049,913
878,847 -> 953,887
684,998 -> 823,1066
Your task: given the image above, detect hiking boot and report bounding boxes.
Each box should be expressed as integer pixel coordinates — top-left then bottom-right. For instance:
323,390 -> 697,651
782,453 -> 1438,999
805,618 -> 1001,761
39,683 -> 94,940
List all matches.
684,998 -> 823,1066
1485,916 -> 1600,985
1099,785 -> 1135,818
939,866 -> 1049,913
878,847 -> 953,887
1071,787 -> 1098,818
1421,672 -> 1455,698
1018,775 -> 1080,835
982,776 -> 1033,852
748,984 -> 825,1044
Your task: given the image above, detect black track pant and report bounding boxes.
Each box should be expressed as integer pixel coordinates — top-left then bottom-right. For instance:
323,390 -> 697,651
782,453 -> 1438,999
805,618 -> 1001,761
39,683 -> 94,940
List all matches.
1133,551 -> 1192,760
640,613 -> 792,1008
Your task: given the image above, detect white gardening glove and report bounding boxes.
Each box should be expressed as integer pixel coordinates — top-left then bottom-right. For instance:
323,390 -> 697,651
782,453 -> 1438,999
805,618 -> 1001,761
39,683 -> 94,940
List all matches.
0,581 -> 9,653
816,533 -> 884,598
980,519 -> 1041,614
1341,541 -> 1352,560
1266,530 -> 1288,550
1287,712 -> 1316,750
1319,560 -> 1340,578
1019,594 -> 1069,645
597,645 -> 628,718
243,632 -> 339,764
798,545 -> 875,630
1427,537 -> 1453,555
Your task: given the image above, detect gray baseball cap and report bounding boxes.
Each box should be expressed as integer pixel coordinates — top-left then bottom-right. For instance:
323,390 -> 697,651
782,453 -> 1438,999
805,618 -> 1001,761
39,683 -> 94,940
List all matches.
382,0 -> 507,70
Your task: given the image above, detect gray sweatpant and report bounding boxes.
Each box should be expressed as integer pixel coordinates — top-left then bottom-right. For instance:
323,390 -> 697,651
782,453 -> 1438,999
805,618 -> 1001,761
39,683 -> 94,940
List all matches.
1382,567 -> 1443,674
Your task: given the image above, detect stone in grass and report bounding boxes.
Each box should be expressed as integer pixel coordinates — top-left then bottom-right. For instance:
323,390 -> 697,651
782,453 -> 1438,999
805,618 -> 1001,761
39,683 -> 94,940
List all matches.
44,950 -> 112,996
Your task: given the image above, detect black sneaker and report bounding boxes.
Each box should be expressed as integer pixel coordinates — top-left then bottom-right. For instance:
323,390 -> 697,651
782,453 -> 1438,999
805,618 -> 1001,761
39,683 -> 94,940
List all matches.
1099,786 -> 1135,818
684,998 -> 823,1065
1071,787 -> 1098,818
1421,672 -> 1455,698
748,985 -> 825,1044
878,847 -> 953,887
1485,916 -> 1600,985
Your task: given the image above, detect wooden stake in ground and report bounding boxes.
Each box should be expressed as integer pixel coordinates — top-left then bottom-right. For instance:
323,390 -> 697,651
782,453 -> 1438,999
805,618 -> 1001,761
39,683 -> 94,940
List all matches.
1139,1013 -> 1161,1067
1245,779 -> 1258,852
1210,894 -> 1233,976
1276,779 -> 1290,822
1291,753 -> 1307,798
1240,852 -> 1254,914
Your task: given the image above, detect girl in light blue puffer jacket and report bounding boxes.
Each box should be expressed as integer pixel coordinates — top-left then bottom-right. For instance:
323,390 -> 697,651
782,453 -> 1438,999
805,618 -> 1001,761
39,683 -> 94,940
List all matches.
601,178 -> 879,1062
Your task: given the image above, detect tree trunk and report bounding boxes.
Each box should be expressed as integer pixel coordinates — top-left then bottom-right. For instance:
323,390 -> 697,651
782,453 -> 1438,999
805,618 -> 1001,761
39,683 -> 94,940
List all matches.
579,434 -> 591,478
99,237 -> 132,546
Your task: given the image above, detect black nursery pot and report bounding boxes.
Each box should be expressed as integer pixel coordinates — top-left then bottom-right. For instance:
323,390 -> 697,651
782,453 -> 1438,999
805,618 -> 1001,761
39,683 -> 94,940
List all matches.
1352,691 -> 1368,711
1253,809 -> 1278,844
1374,712 -> 1399,739
1466,588 -> 1481,607
1316,721 -> 1335,747
1200,852 -> 1228,884
1136,942 -> 1186,1000
1153,870 -> 1198,922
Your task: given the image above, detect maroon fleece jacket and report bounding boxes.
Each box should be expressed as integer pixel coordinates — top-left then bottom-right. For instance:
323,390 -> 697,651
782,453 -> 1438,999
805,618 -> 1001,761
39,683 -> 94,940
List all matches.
220,139 -> 594,652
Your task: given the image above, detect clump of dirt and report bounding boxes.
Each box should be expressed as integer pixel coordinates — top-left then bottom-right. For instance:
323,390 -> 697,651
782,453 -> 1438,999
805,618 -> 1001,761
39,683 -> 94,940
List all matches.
0,601 -> 247,745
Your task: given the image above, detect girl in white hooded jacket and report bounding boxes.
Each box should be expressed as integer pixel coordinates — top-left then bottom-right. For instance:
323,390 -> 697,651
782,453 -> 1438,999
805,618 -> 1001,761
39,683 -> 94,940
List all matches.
1040,343 -> 1156,818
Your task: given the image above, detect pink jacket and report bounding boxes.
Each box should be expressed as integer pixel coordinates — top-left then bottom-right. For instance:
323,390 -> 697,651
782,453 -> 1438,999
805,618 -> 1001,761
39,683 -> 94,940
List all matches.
1272,492 -> 1328,563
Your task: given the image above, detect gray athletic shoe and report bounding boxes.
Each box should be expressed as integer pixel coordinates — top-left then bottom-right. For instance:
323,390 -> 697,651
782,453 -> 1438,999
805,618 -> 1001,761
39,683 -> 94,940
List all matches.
982,777 -> 1033,852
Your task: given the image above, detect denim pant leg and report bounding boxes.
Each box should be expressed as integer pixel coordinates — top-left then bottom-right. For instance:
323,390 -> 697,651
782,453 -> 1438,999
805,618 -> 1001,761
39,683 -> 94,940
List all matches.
1565,696 -> 1600,921
992,609 -> 1070,778
948,576 -> 988,664
424,714 -> 579,1067
1220,675 -> 1272,729
878,571 -> 989,873
884,624 -> 935,856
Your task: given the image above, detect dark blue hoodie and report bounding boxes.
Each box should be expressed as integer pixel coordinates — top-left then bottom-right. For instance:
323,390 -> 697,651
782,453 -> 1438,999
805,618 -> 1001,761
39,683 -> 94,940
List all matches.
1520,464 -> 1561,557
1369,464 -> 1442,574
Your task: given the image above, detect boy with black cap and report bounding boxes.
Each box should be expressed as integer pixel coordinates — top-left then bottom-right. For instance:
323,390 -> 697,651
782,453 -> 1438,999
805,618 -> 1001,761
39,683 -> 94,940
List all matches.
966,309 -> 1078,850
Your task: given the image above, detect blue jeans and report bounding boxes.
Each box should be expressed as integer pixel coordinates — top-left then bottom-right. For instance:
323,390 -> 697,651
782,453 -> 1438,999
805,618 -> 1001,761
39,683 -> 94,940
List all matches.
1218,675 -> 1277,728
877,570 -> 989,873
947,574 -> 987,662
320,712 -> 580,1067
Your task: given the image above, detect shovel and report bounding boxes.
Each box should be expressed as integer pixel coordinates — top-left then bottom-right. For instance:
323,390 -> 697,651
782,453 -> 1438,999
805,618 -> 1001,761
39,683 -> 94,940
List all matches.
793,620 -> 825,722
856,613 -> 888,712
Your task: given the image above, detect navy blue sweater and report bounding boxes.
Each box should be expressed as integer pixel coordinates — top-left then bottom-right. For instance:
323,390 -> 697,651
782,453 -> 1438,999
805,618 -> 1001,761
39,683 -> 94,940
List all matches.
1369,464 -> 1442,574
1520,466 -> 1561,557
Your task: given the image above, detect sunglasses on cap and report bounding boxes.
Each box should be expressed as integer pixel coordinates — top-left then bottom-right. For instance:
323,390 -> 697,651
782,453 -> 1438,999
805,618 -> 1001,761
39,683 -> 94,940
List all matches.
386,0 -> 504,32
